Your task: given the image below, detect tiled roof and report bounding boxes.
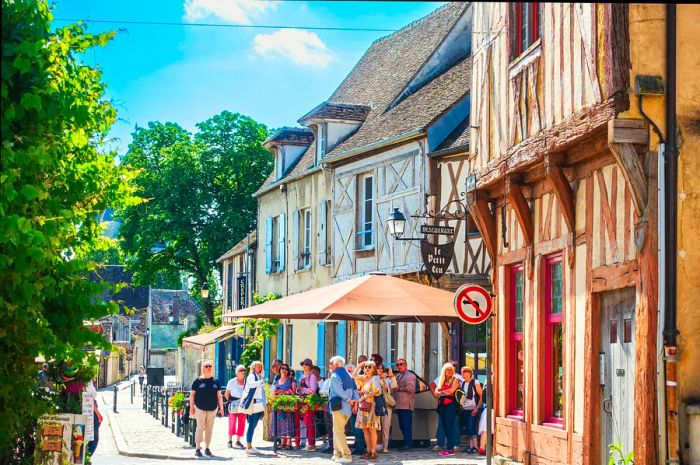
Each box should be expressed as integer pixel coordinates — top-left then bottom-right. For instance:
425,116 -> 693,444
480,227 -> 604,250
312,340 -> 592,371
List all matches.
432,116 -> 470,154
298,102 -> 371,124
217,230 -> 257,262
255,139 -> 318,196
150,289 -> 201,324
326,57 -> 471,161
263,127 -> 314,147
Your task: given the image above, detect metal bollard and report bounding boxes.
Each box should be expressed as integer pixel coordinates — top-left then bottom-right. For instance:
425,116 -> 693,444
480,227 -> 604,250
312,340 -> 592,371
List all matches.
163,393 -> 169,427
131,381 -> 135,404
113,385 -> 118,413
143,385 -> 147,410
273,407 -> 278,453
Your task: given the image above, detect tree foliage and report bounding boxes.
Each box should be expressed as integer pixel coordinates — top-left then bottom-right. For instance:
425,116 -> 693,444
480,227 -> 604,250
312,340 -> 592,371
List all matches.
118,112 -> 272,323
0,0 -> 138,454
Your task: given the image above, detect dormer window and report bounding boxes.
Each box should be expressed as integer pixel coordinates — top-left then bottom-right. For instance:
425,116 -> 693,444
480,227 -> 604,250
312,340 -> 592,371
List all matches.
274,147 -> 284,180
316,123 -> 327,164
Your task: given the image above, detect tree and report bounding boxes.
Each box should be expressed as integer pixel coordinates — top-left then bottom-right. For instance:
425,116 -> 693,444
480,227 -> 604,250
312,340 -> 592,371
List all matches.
119,112 -> 272,323
0,0 -> 138,455
233,293 -> 281,368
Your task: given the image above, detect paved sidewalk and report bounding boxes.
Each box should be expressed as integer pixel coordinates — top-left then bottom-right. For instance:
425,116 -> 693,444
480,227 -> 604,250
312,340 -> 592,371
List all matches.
100,379 -> 484,464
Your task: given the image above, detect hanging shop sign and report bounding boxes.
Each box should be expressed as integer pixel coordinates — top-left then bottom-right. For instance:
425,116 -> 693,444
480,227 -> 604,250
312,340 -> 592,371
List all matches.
420,239 -> 455,281
453,284 -> 493,324
237,276 -> 247,310
420,224 -> 455,235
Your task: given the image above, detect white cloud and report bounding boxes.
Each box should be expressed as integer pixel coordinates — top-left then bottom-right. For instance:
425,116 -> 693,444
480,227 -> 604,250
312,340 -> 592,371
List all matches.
183,0 -> 275,25
253,29 -> 334,68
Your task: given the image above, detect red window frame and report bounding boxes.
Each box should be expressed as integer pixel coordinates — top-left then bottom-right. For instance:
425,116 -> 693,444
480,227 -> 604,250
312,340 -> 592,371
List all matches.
510,2 -> 542,61
507,264 -> 525,420
543,254 -> 564,428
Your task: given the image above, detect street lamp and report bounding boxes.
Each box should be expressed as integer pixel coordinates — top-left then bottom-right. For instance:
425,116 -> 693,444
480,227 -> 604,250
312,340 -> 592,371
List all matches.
387,208 -> 406,239
200,282 -> 210,300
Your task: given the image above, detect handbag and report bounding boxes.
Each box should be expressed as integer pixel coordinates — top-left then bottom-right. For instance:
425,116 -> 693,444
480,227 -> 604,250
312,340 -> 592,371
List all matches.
330,396 -> 343,411
383,383 -> 396,408
359,400 -> 372,412
240,374 -> 258,410
374,394 -> 387,417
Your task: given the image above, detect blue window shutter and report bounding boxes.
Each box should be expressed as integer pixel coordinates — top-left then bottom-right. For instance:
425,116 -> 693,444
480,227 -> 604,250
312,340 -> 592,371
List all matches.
263,338 -> 271,380
217,341 -> 226,385
292,209 -> 300,271
265,217 -> 273,273
316,321 -> 326,368
277,324 -> 284,359
336,321 -> 347,358
278,213 -> 286,272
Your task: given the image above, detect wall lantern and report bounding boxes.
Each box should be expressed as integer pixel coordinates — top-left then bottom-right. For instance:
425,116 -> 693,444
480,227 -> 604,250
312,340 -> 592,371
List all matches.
387,207 -> 407,240
200,282 -> 210,300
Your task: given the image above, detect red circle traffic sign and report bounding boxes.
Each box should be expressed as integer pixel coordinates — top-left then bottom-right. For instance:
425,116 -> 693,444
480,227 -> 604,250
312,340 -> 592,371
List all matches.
454,284 -> 492,324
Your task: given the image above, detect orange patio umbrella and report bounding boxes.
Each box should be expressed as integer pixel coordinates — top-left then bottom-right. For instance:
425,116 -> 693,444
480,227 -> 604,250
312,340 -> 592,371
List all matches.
232,272 -> 460,323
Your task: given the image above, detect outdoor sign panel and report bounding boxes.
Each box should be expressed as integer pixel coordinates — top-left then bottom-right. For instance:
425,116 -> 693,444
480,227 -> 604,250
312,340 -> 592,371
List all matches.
420,239 -> 454,281
35,413 -> 87,465
237,275 -> 247,310
454,284 -> 492,324
81,390 -> 95,442
420,224 -> 455,236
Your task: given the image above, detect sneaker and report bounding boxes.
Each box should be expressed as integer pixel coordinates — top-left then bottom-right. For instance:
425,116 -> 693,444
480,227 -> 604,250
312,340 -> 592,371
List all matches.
337,458 -> 352,464
227,440 -> 233,448
204,448 -> 212,457
439,449 -> 456,457
194,449 -> 203,458
432,444 -> 442,451
478,447 -> 486,455
246,447 -> 259,454
453,446 -> 461,452
234,441 -> 244,449
306,445 -> 317,452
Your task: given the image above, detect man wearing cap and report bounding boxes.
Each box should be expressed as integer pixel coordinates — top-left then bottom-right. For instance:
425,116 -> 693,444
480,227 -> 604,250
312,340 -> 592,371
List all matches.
297,358 -> 319,451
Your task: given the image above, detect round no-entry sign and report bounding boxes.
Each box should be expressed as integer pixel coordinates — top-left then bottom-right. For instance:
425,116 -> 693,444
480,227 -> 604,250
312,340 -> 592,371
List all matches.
454,284 -> 493,324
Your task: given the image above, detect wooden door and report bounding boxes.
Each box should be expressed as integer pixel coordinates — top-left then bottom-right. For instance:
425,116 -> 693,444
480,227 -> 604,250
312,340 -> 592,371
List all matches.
599,287 -> 636,463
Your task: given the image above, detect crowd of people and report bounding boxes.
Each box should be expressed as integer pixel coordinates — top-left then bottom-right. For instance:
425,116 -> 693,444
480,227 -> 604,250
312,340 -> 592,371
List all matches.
188,355 -> 490,461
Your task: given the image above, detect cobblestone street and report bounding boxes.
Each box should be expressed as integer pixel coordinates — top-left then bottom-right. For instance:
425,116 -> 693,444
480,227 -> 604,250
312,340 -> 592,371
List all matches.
92,379 -> 485,465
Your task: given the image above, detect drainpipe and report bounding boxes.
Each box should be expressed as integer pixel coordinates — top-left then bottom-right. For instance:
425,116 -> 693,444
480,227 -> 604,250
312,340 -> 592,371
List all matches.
663,4 -> 680,464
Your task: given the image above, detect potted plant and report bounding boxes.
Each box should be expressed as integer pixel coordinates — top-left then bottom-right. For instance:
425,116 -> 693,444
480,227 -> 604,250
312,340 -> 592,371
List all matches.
270,394 -> 300,413
168,392 -> 187,415
300,393 -> 326,414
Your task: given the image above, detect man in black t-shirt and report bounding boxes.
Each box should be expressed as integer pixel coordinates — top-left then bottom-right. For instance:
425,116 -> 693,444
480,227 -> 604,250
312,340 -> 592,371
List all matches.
190,361 -> 224,458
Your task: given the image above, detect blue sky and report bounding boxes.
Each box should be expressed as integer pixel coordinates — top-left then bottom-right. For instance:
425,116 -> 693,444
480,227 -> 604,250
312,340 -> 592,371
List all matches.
51,1 -> 446,155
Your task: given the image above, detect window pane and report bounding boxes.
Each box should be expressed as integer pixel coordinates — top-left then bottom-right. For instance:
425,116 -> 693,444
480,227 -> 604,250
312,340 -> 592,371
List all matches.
515,270 -> 524,333
516,338 -> 524,411
551,322 -> 564,418
522,3 -> 530,51
551,262 -> 563,314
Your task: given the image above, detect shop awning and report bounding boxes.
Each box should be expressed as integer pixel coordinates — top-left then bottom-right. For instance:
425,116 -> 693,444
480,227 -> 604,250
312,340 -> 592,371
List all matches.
182,326 -> 239,351
231,272 -> 460,323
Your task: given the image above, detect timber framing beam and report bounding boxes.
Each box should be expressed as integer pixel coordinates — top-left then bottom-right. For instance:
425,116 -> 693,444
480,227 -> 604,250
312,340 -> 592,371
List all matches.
467,194 -> 497,263
505,175 -> 534,246
545,154 -> 576,234
608,119 -> 649,216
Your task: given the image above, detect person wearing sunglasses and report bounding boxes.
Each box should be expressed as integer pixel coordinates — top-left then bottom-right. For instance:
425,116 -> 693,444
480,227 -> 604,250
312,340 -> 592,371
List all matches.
190,361 -> 224,458
393,359 -> 416,451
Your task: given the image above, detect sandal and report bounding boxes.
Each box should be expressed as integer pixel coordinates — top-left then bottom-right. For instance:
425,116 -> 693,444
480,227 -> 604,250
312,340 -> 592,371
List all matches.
370,452 -> 378,460
361,452 -> 371,459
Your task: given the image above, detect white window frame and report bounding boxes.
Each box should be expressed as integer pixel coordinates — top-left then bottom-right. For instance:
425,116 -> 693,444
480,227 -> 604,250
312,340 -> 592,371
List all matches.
356,173 -> 374,249
271,216 -> 279,272
316,123 -> 326,164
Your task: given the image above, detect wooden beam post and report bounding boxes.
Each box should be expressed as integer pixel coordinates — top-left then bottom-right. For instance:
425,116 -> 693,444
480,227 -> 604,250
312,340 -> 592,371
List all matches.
467,193 -> 498,263
545,155 -> 576,234
608,119 -> 649,216
505,175 -> 534,246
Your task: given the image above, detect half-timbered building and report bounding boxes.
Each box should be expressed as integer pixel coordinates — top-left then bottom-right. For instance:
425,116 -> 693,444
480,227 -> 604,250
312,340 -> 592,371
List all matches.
466,3 -> 661,465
